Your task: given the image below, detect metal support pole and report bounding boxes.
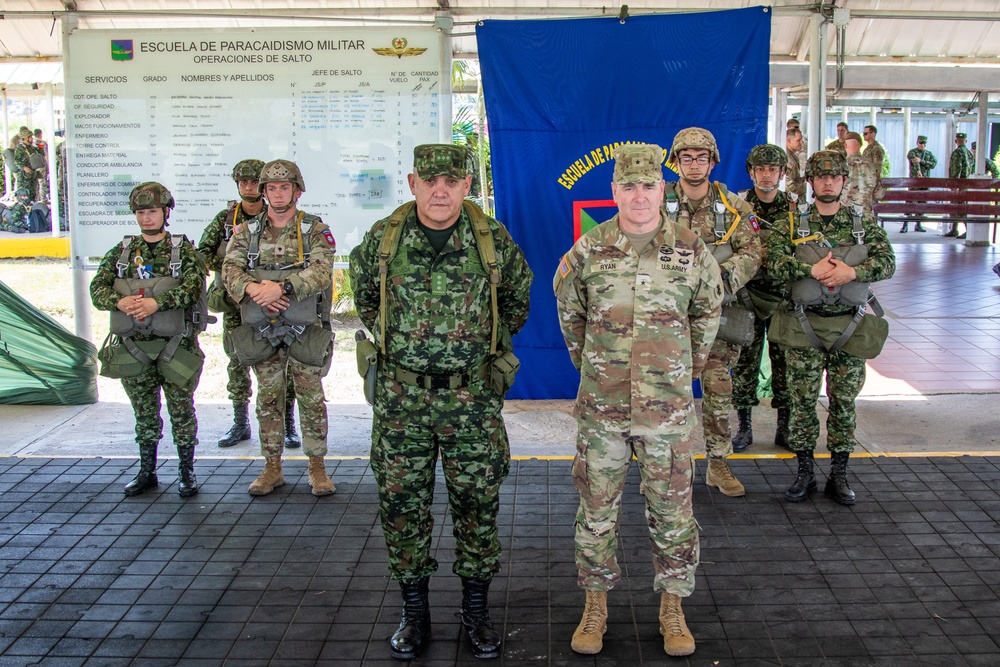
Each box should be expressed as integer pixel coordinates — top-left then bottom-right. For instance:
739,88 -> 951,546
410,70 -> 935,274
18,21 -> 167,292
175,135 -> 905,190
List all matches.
903,107 -> 911,176
772,87 -> 787,146
969,92 -> 991,245
1,90 -> 10,194
44,84 -> 59,238
807,12 -> 828,157
435,12 -> 453,145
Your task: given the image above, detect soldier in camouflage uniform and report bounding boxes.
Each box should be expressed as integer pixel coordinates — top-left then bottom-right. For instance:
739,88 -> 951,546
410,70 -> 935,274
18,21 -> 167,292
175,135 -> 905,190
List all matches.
972,142 -> 999,178
663,128 -> 762,498
864,126 -> 891,178
90,182 -> 207,498
785,127 -> 808,201
732,145 -> 792,452
765,151 -> 895,505
222,159 -> 337,498
13,128 -> 42,201
349,144 -> 531,661
199,159 -> 300,450
555,144 -> 722,658
826,122 -> 849,155
841,131 -> 881,219
902,135 -> 936,233
0,188 -> 30,233
947,132 -> 975,237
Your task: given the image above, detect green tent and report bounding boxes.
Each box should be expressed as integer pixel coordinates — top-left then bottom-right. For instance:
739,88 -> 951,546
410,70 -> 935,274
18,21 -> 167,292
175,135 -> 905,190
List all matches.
0,280 -> 98,405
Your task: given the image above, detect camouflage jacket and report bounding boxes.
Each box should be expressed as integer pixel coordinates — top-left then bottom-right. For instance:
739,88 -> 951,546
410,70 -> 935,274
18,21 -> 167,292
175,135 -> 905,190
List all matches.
664,181 -> 762,295
90,232 -> 207,339
554,211 -> 723,437
785,150 -> 808,200
13,143 -> 43,172
950,145 -> 974,179
841,151 -> 882,213
1,203 -> 29,232
826,138 -> 847,156
765,204 -> 896,316
907,147 -> 937,177
739,188 -> 793,296
986,158 -> 999,179
198,202 -> 267,273
349,204 -> 532,374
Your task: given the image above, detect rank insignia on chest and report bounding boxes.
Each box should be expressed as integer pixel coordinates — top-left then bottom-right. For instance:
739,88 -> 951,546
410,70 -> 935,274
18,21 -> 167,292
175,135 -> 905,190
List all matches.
748,214 -> 760,232
322,229 -> 336,247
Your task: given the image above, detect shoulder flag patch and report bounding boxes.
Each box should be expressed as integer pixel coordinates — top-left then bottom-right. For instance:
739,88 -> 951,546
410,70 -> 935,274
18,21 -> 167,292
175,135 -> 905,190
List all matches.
233,223 -> 244,235
747,214 -> 760,233
322,229 -> 336,247
558,254 -> 573,279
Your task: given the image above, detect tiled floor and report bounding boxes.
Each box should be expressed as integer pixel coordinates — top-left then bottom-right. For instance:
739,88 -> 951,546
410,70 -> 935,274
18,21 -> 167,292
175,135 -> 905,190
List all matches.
1,456 -> 1000,666
865,237 -> 1000,395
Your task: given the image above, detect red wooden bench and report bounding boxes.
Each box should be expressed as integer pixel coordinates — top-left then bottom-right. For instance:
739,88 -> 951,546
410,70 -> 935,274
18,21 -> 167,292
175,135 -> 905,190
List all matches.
874,177 -> 1000,240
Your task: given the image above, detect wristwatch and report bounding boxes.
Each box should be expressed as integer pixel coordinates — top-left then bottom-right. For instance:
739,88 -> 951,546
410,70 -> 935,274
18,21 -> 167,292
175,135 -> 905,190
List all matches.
282,279 -> 294,296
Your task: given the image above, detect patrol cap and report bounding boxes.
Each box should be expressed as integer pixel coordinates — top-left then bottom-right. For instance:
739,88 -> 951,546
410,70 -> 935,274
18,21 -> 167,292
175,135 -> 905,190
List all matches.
129,181 -> 175,212
956,132 -> 968,139
805,150 -> 850,178
917,135 -> 928,143
612,144 -> 664,184
413,144 -> 472,179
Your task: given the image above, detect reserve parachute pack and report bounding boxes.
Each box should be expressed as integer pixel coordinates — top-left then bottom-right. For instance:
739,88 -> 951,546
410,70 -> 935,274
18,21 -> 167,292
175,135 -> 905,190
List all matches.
206,200 -> 240,315
98,234 -> 212,389
354,199 -> 519,402
229,211 -> 334,371
664,181 -> 755,347
768,205 -> 888,358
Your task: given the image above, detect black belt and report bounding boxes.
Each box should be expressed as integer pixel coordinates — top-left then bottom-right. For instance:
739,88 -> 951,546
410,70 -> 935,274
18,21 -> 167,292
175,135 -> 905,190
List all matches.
390,362 -> 489,390
806,307 -> 859,318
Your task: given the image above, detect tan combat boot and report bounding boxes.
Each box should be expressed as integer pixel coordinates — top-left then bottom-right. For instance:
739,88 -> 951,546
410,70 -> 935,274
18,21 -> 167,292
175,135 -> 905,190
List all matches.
659,592 -> 695,656
706,458 -> 745,497
308,456 -> 336,497
570,590 -> 608,655
248,456 -> 284,496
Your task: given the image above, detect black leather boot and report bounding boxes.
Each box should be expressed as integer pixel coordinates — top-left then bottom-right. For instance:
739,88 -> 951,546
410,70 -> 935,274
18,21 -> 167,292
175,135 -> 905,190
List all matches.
914,222 -> 927,232
784,451 -> 816,502
731,408 -> 753,452
124,443 -> 158,497
899,222 -> 908,233
389,578 -> 431,660
284,395 -> 301,449
177,445 -> 198,498
774,408 -> 791,450
218,401 -> 251,448
461,577 -> 502,659
825,452 -> 857,505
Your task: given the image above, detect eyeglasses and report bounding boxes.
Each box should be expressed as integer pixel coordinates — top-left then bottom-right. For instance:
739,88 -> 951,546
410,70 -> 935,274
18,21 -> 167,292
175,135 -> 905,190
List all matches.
678,155 -> 711,166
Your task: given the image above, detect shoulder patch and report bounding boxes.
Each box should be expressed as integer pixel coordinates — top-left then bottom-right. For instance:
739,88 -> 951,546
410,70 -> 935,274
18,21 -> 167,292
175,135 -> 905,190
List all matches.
748,214 -> 760,233
233,223 -> 244,235
558,254 -> 573,279
322,229 -> 336,247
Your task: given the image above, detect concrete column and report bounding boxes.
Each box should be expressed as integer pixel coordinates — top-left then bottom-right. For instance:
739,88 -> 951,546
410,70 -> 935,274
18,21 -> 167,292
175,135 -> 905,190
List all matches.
44,84 -> 59,238
968,92 -> 991,245
807,13 -> 827,156
1,90 -> 10,194
772,87 -> 788,146
435,12 -> 453,145
903,107 -> 912,176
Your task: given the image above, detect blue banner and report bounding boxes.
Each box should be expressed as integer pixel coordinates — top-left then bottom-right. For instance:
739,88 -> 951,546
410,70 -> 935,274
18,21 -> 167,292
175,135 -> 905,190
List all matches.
478,8 -> 771,399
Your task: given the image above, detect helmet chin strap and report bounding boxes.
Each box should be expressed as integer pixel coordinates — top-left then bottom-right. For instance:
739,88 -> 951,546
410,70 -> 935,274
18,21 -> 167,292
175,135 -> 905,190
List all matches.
269,202 -> 294,214
755,182 -> 778,192
815,193 -> 840,204
241,194 -> 263,203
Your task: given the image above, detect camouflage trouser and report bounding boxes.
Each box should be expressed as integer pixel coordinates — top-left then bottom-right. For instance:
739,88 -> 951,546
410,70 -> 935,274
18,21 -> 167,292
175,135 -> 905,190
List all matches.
732,316 -> 789,410
15,173 -> 37,200
784,346 -> 866,454
252,348 -> 327,457
572,430 -> 698,597
120,338 -> 202,451
370,373 -> 509,584
701,338 -> 742,459
221,310 -> 294,405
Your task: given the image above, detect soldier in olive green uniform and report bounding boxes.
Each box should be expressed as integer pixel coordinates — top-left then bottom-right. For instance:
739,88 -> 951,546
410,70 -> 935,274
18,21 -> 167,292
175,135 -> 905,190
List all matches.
222,160 -> 337,498
972,142 -> 998,178
902,135 -> 936,233
733,144 -> 793,452
663,128 -> 762,498
91,182 -> 207,498
199,159 -> 300,450
349,145 -> 532,661
947,133 -> 975,237
766,151 -> 895,506
13,128 -> 42,200
556,144 -> 722,658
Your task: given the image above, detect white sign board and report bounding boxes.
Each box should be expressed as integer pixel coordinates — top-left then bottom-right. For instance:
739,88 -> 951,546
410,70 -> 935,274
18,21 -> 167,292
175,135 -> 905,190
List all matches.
66,28 -> 443,259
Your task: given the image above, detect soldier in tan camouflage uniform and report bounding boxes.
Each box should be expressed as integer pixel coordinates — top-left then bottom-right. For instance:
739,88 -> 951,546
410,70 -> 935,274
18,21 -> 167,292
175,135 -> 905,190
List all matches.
841,131 -> 882,218
199,159 -> 301,450
826,121 -> 849,155
556,143 -> 723,658
663,128 -> 762,498
785,127 -> 808,201
222,160 -> 337,498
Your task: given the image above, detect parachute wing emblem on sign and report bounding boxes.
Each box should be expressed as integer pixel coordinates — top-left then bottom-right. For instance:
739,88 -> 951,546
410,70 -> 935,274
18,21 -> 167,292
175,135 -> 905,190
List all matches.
373,37 -> 428,59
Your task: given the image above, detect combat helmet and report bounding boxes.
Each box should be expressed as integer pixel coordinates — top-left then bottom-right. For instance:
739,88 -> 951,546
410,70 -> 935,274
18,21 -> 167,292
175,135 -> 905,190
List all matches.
746,144 -> 787,173
129,182 -> 175,212
670,127 -> 721,164
258,159 -> 305,193
232,159 -> 265,182
18,127 -> 32,140
15,187 -> 30,202
805,150 -> 850,178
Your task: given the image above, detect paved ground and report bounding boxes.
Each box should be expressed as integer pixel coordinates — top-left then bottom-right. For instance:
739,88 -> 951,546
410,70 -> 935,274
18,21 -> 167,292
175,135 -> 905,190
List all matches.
1,456 -> 999,666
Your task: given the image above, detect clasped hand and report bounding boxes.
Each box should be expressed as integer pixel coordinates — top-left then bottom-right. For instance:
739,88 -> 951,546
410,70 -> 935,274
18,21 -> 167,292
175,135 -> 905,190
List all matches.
810,251 -> 857,288
246,280 -> 290,314
116,295 -> 159,319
